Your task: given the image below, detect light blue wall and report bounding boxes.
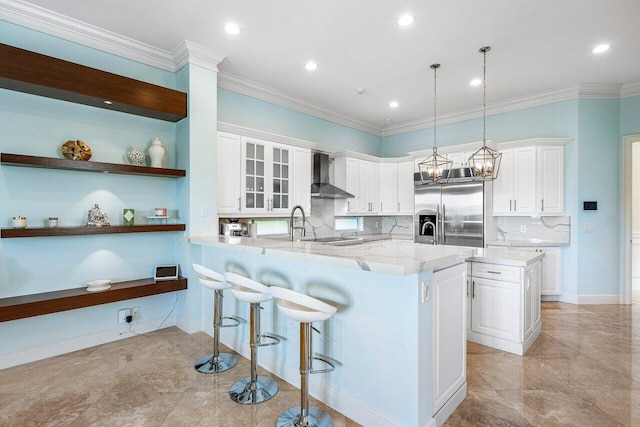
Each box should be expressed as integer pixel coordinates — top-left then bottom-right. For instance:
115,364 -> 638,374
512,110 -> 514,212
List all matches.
577,99 -> 620,295
218,88 -> 382,155
0,22 -> 183,362
621,95 -> 640,136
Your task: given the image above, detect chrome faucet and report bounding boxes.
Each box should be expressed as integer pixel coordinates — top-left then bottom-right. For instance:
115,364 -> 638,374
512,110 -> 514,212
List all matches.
289,205 -> 306,241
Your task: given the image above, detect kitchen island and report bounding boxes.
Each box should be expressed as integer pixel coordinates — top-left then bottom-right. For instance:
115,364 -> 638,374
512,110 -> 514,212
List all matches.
190,235 -> 473,427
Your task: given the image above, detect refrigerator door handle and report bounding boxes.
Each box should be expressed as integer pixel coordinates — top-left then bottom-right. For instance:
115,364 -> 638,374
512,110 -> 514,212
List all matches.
435,204 -> 440,245
441,204 -> 446,245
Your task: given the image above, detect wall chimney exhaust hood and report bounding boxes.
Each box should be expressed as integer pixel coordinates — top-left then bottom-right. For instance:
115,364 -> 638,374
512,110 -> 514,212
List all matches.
310,152 -> 354,199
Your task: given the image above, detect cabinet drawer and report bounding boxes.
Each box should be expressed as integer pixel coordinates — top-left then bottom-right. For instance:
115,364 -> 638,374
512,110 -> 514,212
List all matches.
471,263 -> 521,283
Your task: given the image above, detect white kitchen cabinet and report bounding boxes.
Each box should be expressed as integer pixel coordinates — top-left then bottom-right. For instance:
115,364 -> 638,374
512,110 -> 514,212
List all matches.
241,137 -> 293,214
467,260 -> 541,355
217,131 -> 242,214
517,246 -> 562,296
397,161 -> 415,214
334,157 -> 380,215
493,147 -> 536,215
379,161 -> 414,215
536,146 -> 564,215
291,146 -> 312,213
432,263 -> 467,417
446,150 -> 474,169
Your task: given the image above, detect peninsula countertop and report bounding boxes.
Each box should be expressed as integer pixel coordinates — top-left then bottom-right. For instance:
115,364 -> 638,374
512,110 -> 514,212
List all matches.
189,235 -> 474,276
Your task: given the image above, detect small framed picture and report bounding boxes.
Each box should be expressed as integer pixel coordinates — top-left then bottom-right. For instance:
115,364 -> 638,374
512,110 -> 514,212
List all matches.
154,265 -> 179,281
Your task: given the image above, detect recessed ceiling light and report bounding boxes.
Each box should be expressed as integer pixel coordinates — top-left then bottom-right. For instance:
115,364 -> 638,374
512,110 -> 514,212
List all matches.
224,23 -> 240,35
592,43 -> 610,54
389,101 -> 399,108
305,61 -> 318,71
397,14 -> 415,26
356,88 -> 366,95
470,78 -> 482,86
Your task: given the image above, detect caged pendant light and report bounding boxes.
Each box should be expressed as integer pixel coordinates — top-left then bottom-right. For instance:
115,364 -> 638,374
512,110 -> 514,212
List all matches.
418,63 -> 452,184
468,46 -> 502,181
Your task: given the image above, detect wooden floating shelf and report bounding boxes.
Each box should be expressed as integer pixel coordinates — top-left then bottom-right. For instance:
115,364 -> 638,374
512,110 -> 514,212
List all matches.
1,224 -> 186,239
0,277 -> 188,322
0,43 -> 187,122
1,153 -> 186,178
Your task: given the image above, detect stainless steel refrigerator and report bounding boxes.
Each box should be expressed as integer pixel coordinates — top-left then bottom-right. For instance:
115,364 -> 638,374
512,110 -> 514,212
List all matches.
414,180 -> 484,247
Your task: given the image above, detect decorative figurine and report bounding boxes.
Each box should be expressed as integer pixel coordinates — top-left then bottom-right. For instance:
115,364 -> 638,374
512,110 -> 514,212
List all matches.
61,140 -> 92,161
87,204 -> 110,227
127,146 -> 145,166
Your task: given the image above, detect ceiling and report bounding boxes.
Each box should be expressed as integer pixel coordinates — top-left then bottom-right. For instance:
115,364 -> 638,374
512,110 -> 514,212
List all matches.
18,0 -> 640,135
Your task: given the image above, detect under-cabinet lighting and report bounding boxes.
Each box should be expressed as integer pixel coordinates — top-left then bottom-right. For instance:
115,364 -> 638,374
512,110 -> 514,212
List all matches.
103,100 -> 113,105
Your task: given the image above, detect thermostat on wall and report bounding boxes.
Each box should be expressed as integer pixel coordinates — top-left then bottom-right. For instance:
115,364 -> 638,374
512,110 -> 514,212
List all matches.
154,265 -> 179,281
583,201 -> 597,211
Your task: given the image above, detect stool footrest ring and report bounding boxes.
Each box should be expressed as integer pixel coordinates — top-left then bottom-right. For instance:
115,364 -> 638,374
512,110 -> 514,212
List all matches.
221,316 -> 244,328
258,334 -> 281,347
310,356 -> 335,374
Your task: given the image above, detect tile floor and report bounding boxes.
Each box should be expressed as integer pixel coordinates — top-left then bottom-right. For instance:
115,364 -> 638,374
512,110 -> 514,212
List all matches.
1,296 -> 639,426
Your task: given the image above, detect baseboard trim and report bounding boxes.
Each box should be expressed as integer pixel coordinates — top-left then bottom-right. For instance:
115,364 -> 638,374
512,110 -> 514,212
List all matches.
557,294 -> 620,304
468,323 -> 541,356
0,316 -> 176,370
175,317 -> 201,334
432,382 -> 467,427
541,295 -> 559,302
219,330 -> 404,427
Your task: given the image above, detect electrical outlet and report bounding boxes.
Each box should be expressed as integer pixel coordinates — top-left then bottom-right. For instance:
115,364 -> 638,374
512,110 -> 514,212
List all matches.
520,225 -> 527,233
118,308 -> 131,324
131,307 -> 140,321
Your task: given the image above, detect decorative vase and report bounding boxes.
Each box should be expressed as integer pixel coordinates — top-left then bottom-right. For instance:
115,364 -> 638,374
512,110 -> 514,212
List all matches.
127,146 -> 145,166
148,137 -> 165,168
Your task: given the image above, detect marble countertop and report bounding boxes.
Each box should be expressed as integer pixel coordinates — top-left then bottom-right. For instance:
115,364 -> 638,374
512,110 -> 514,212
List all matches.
189,235 -> 473,276
467,248 -> 545,267
485,239 -> 568,248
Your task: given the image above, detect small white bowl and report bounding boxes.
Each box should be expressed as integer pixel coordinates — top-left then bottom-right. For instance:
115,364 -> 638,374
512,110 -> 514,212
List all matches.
86,279 -> 111,292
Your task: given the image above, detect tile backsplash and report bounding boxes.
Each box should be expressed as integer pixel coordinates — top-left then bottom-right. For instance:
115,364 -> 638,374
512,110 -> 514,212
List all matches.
494,216 -> 571,244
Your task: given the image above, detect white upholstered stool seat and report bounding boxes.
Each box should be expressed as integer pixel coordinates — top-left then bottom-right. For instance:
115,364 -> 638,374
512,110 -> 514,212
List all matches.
193,264 -> 232,291
223,272 -> 280,405
191,263 -> 239,374
269,287 -> 337,427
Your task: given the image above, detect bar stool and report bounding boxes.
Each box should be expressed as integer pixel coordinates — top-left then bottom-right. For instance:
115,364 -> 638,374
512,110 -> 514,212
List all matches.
192,263 -> 241,374
269,287 -> 337,427
225,272 -> 280,404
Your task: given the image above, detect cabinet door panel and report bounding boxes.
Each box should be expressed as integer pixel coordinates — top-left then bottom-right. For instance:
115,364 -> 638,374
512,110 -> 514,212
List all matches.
541,248 -> 562,295
433,263 -> 467,415
217,132 -> 242,214
242,138 -> 268,212
523,268 -> 533,340
492,149 -> 513,214
379,163 -> 398,214
270,143 -> 291,214
513,147 -> 536,214
471,277 -> 520,342
537,146 -> 564,214
397,161 -> 415,214
369,162 -> 380,213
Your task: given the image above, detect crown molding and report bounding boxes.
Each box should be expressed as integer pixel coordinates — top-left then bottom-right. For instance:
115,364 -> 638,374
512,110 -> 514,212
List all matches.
621,82 -> 640,98
172,40 -> 225,73
217,71 -> 381,136
0,0 -> 177,71
577,83 -> 623,98
218,122 -> 316,149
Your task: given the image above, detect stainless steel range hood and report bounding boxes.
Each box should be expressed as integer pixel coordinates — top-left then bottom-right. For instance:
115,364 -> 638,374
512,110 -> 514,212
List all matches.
310,152 -> 354,199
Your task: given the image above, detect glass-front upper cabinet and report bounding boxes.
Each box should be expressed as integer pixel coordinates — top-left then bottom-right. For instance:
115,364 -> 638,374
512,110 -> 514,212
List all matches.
241,137 -> 291,214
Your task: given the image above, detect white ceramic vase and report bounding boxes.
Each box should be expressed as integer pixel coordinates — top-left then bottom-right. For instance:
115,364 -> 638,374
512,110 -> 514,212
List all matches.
148,137 -> 165,168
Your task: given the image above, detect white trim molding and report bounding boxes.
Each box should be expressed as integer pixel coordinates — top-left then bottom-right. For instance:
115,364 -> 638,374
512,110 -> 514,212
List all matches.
217,71 -> 381,136
172,40 -> 225,73
0,0 -> 176,71
218,122 -> 317,149
621,82 -> 640,98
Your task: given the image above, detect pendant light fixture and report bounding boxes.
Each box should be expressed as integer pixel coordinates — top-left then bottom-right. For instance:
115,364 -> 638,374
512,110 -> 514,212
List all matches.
468,46 -> 502,181
418,63 -> 452,184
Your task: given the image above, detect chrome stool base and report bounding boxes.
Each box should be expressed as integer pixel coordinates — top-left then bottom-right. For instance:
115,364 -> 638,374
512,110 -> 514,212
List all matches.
194,353 -> 237,374
230,375 -> 278,404
276,406 -> 333,427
